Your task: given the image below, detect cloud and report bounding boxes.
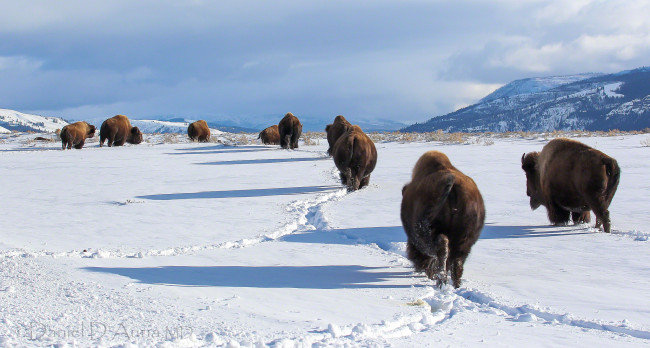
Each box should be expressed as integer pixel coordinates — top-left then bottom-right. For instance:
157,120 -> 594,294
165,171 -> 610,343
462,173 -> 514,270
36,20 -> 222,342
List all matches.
1,1 -> 649,127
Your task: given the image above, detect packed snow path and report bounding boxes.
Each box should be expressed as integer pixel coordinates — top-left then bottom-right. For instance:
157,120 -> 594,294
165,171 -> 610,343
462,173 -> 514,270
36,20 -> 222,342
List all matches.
0,134 -> 649,347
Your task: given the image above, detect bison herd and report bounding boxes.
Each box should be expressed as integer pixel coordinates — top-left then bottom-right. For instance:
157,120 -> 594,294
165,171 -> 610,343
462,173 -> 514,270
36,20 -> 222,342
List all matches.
57,112 -> 621,288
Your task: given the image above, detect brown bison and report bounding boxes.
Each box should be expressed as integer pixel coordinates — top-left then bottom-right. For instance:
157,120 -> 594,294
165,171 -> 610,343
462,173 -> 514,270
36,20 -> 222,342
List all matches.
521,138 -> 620,233
278,112 -> 302,149
188,120 -> 211,142
60,121 -> 96,150
258,125 -> 280,145
99,115 -> 143,147
401,151 -> 485,288
332,125 -> 377,191
325,115 -> 352,156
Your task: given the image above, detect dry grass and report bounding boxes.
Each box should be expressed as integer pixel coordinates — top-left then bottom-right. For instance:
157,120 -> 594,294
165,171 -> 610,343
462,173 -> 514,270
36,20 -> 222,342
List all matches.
162,133 -> 181,144
364,129 -> 650,144
301,131 -> 321,146
641,137 -> 650,147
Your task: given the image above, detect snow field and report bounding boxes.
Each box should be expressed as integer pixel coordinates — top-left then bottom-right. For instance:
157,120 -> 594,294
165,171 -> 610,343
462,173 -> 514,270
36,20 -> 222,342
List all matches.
0,133 -> 649,347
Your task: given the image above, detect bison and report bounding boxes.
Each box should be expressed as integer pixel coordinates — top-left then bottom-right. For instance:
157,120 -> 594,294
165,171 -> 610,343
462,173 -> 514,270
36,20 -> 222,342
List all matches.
331,125 -> 377,191
278,112 -> 302,149
99,115 -> 143,147
60,121 -> 96,150
401,151 -> 485,288
521,138 -> 620,233
258,125 -> 280,145
188,120 -> 211,142
325,115 -> 352,156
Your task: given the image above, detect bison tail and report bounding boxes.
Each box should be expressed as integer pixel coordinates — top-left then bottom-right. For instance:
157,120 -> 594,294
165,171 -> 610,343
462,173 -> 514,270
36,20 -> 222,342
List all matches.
602,157 -> 620,199
410,174 -> 455,257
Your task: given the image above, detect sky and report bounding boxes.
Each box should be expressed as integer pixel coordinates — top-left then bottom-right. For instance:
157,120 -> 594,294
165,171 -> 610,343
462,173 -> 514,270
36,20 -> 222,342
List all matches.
0,0 -> 649,130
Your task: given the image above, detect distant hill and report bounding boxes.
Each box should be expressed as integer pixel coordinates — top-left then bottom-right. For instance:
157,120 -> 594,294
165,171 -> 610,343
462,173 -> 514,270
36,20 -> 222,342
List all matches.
0,108 -> 68,133
403,67 -> 650,132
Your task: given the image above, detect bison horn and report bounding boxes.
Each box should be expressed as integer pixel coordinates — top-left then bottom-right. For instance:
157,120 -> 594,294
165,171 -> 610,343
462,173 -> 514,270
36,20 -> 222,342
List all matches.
521,153 -> 526,163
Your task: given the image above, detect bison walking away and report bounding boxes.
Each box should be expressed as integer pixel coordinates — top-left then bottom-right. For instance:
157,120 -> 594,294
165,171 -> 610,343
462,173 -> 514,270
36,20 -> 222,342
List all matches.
258,125 -> 280,145
60,121 -> 96,150
188,120 -> 211,142
278,112 -> 302,149
401,151 -> 485,288
521,138 -> 620,233
325,115 -> 351,156
99,115 -> 143,147
332,125 -> 377,191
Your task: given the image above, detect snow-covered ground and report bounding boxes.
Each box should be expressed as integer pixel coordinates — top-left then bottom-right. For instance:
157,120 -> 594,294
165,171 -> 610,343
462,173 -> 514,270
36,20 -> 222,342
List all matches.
0,132 -> 648,347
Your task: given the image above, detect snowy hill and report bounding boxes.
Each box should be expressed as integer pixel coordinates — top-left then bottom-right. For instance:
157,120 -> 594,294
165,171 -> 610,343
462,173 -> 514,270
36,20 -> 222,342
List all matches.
404,67 -> 650,132
0,108 -> 68,133
479,73 -> 603,103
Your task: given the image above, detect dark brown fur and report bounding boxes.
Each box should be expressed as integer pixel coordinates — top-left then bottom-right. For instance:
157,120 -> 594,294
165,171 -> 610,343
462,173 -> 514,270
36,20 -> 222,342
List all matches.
331,125 -> 377,191
401,151 -> 485,288
522,138 -> 620,233
258,125 -> 280,145
99,115 -> 143,147
325,115 -> 352,156
188,120 -> 211,142
278,112 -> 302,149
60,121 -> 96,150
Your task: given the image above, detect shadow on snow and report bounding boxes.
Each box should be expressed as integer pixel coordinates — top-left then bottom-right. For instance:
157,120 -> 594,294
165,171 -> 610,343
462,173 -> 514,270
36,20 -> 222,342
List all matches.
480,223 -> 593,239
281,224 -> 592,251
196,157 -> 329,165
83,265 -> 412,289
136,185 -> 340,200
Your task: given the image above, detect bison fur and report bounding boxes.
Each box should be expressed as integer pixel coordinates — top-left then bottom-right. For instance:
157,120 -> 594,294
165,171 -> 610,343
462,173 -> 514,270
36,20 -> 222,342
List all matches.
99,115 -> 143,147
258,125 -> 280,145
325,115 -> 352,156
331,125 -> 377,191
60,121 -> 96,150
521,138 -> 620,233
401,151 -> 485,288
188,120 -> 211,142
278,112 -> 302,149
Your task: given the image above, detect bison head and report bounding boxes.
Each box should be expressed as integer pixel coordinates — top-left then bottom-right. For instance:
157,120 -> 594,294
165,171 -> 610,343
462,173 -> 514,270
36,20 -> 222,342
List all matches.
128,126 -> 143,144
521,152 -> 542,210
86,124 -> 96,138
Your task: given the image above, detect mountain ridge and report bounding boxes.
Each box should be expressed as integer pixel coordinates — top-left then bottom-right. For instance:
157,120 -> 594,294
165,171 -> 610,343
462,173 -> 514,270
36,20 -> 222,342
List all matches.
403,66 -> 650,133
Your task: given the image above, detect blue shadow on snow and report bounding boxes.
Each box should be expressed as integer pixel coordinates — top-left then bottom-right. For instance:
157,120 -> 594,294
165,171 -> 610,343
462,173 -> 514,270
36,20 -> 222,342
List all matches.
83,265 -> 412,289
196,157 -> 329,165
136,185 -> 340,200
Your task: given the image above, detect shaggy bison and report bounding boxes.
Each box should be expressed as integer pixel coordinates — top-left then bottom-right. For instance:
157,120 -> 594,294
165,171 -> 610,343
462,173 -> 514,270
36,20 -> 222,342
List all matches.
258,125 -> 280,145
521,138 -> 620,233
60,121 -> 96,150
325,115 -> 352,156
99,115 -> 143,147
188,120 -> 211,142
331,125 -> 377,191
401,151 -> 485,288
278,112 -> 302,149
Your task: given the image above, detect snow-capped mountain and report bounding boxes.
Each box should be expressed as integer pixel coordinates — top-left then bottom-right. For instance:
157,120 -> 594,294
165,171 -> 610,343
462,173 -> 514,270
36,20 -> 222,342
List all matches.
403,67 -> 650,132
0,108 -> 68,133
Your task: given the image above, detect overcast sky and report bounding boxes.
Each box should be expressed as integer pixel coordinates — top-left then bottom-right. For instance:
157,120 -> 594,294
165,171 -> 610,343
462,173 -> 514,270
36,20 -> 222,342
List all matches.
0,0 -> 649,129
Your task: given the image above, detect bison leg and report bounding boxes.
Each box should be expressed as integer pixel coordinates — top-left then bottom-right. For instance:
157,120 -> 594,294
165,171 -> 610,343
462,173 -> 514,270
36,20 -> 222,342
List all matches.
571,211 -> 591,224
74,140 -> 85,149
547,201 -> 570,226
359,175 -> 371,189
339,171 -> 348,185
114,137 -> 126,146
449,253 -> 468,289
425,234 -> 449,288
587,196 -> 611,233
406,242 -> 432,274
